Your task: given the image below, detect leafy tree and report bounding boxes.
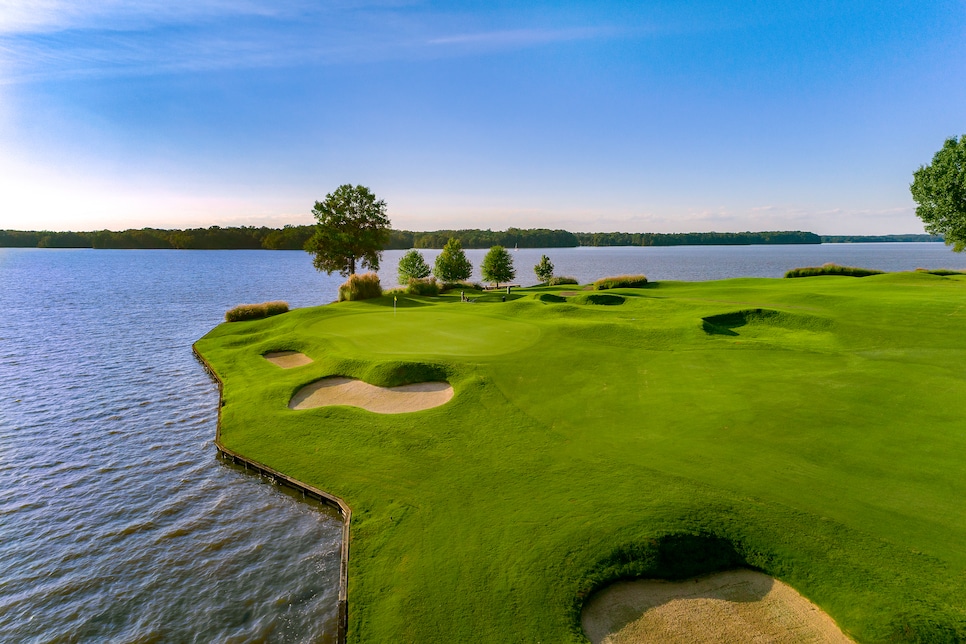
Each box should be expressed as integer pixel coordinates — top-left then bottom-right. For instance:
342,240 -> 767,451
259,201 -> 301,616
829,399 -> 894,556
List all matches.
433,237 -> 472,282
911,135 -> 966,252
534,254 -> 554,283
481,245 -> 515,288
397,249 -> 431,283
305,184 -> 391,276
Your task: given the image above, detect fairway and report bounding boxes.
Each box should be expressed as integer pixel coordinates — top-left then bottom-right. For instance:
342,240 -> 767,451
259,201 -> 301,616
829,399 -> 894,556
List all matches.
194,273 -> 966,643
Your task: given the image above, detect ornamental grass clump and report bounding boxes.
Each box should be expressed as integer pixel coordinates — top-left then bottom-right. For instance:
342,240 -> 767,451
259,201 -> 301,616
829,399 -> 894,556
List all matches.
785,264 -> 884,278
338,272 -> 383,301
547,276 -> 578,286
224,300 -> 289,322
594,275 -> 648,290
405,277 -> 441,296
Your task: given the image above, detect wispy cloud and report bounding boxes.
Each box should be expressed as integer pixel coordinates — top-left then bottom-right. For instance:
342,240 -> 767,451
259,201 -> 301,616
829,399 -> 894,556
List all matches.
428,26 -> 615,48
0,1 -> 623,84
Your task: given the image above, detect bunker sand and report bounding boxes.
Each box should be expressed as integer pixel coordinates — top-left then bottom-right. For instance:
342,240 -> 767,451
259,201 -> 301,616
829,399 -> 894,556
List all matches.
289,377 -> 453,414
264,351 -> 313,368
582,569 -> 852,644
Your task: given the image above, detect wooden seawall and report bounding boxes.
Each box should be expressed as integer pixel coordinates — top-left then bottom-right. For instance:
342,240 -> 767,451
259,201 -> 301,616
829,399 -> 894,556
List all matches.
193,345 -> 352,644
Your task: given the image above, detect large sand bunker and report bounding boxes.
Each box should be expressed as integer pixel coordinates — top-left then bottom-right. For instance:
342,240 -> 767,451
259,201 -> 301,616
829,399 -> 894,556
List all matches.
289,377 -> 453,414
264,351 -> 314,368
582,569 -> 852,644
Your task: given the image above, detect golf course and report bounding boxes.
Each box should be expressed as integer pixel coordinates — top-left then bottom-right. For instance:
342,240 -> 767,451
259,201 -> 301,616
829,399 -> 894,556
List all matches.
194,271 -> 966,643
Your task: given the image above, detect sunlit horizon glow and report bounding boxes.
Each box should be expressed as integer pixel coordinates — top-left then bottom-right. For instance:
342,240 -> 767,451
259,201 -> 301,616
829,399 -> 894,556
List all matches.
1,1 -> 964,234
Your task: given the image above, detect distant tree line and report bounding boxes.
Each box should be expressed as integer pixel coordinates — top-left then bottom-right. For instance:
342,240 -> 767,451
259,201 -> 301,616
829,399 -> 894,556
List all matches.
820,234 -> 943,243
11,226 -> 942,251
572,230 -> 821,246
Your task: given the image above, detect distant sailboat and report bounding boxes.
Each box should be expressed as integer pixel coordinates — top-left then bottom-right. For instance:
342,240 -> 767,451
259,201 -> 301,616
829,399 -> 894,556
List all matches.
514,243 -> 518,252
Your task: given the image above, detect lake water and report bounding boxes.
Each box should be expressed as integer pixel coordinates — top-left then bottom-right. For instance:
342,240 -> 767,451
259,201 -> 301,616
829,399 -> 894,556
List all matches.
2,242 -> 964,642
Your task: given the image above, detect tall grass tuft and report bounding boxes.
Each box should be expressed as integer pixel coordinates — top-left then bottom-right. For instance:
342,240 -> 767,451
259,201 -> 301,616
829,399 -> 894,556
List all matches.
405,277 -> 441,296
594,275 -> 648,290
548,276 -> 578,286
785,263 -> 884,278
225,301 -> 289,322
338,272 -> 383,301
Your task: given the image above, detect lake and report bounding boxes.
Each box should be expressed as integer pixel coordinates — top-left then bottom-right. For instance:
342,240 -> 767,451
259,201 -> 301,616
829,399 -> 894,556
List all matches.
2,242 -> 963,642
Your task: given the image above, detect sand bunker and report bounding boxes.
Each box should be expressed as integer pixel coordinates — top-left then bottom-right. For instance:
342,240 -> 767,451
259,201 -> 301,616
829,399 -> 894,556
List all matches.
289,377 -> 453,414
264,351 -> 314,368
582,569 -> 852,644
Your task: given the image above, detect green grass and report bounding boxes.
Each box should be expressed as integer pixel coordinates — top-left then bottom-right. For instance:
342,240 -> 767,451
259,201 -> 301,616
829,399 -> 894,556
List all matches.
195,272 -> 966,643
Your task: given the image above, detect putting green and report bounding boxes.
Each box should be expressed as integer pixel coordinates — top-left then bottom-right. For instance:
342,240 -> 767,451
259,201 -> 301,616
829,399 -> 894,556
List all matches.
302,307 -> 541,357
195,273 -> 966,643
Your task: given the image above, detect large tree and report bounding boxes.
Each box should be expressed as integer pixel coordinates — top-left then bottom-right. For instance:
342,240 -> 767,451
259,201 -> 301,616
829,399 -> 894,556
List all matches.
305,184 -> 391,276
481,245 -> 515,288
433,237 -> 472,282
910,135 -> 966,252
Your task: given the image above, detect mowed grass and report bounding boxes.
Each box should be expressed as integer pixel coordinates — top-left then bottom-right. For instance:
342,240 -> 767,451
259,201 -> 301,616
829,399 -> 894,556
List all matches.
195,273 -> 966,643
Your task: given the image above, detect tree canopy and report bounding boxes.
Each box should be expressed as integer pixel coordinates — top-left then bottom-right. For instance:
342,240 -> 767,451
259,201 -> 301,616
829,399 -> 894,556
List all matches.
433,237 -> 472,283
911,135 -> 966,252
305,184 -> 391,276
397,249 -> 431,284
533,255 -> 554,283
481,246 -> 515,287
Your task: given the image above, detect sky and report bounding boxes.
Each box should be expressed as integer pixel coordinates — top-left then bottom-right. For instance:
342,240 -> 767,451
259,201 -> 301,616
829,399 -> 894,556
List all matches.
1,1 -> 964,234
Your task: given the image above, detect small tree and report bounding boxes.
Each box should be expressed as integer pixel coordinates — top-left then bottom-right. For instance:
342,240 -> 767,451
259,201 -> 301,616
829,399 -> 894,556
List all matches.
397,249 -> 431,284
305,184 -> 390,277
534,254 -> 554,283
911,135 -> 966,252
433,238 -> 472,282
481,245 -> 515,288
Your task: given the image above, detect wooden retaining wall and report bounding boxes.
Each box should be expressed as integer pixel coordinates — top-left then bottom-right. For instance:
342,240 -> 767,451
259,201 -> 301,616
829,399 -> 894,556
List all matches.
193,345 -> 351,644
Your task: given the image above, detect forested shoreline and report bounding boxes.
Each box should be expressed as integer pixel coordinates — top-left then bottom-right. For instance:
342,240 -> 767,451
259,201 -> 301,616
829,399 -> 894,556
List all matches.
0,226 -> 939,250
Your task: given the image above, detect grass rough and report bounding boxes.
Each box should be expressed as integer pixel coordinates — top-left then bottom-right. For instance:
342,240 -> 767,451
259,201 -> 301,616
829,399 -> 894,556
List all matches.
785,263 -> 884,278
594,274 -> 648,289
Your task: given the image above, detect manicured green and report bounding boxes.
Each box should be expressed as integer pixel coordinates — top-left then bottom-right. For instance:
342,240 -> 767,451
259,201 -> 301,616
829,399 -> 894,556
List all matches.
195,273 -> 966,643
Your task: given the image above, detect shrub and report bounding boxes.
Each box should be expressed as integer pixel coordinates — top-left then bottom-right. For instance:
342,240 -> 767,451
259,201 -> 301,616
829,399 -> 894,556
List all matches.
439,281 -> 484,292
785,263 -> 884,278
916,268 -> 966,276
338,272 -> 383,301
225,300 -> 289,322
548,276 -> 578,286
405,277 -> 441,296
594,275 -> 648,290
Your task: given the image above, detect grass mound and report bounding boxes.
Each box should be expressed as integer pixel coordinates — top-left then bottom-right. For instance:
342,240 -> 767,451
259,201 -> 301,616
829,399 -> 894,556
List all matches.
224,300 -> 289,322
785,264 -> 884,278
574,293 -> 626,306
196,275 -> 966,643
535,293 -> 568,303
594,274 -> 648,289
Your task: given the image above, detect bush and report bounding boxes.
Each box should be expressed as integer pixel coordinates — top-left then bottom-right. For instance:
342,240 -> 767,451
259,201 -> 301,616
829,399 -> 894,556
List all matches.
405,277 -> 441,296
534,254 -> 555,283
338,272 -> 383,301
594,275 -> 648,290
916,268 -> 966,276
548,276 -> 578,286
439,281 -> 484,292
785,263 -> 884,278
225,300 -> 289,322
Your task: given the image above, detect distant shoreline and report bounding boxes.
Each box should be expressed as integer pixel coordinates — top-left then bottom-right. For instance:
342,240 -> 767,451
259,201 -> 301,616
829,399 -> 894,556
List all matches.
0,227 -> 942,251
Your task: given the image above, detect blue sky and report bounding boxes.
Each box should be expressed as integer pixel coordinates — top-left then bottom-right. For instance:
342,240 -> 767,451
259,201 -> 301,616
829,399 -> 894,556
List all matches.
1,1 -> 964,234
